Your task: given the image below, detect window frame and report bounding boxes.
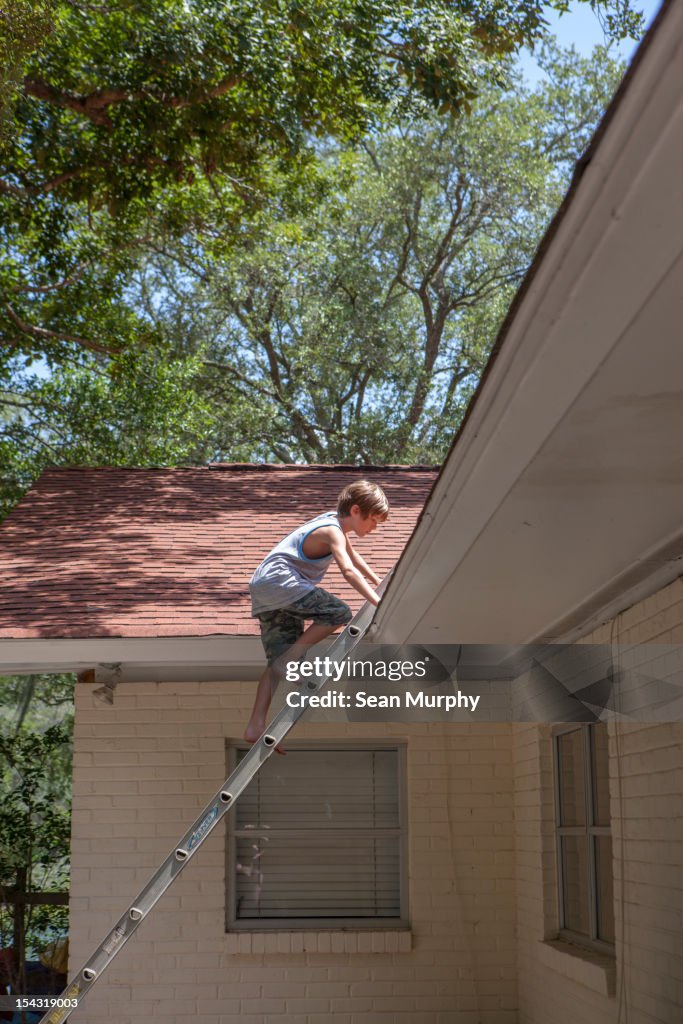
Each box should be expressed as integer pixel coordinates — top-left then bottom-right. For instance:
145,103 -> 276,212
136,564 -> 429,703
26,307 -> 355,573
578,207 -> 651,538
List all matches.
225,739 -> 409,931
552,723 -> 615,955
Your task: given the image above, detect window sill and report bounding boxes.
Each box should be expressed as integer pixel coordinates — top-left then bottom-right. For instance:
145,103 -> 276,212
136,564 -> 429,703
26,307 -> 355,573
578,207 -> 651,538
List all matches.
224,929 -> 413,955
538,940 -> 616,997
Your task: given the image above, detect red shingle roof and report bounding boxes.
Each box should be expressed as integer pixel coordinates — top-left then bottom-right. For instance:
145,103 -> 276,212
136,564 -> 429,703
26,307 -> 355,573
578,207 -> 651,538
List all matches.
0,465 -> 437,639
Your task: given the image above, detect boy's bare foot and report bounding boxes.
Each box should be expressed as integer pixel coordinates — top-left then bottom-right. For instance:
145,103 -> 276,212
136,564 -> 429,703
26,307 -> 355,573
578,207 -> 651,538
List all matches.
243,722 -> 286,755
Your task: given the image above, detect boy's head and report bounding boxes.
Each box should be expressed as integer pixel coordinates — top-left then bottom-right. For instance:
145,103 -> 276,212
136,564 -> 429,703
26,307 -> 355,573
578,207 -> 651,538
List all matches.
337,480 -> 389,522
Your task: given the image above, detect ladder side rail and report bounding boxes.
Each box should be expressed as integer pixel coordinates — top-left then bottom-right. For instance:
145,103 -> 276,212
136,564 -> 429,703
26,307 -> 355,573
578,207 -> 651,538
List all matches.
39,575 -> 390,1024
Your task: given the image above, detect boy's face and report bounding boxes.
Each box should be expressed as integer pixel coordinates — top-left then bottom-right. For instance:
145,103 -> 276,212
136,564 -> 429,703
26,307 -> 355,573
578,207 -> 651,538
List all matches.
349,504 -> 386,537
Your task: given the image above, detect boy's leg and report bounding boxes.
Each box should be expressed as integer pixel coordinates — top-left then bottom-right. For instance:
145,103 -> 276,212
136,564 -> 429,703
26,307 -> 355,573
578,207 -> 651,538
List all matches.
244,607 -> 301,746
245,590 -> 352,747
270,622 -> 339,676
269,589 -> 353,677
244,663 -> 279,743
244,622 -> 340,750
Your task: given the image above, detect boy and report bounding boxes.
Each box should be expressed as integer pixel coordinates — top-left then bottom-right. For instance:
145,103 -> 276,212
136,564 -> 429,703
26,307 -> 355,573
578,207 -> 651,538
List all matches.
244,479 -> 389,746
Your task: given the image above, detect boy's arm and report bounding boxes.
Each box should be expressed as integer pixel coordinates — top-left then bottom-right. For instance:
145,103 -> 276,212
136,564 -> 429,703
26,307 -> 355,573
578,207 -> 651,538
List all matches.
328,530 -> 380,606
345,534 -> 381,586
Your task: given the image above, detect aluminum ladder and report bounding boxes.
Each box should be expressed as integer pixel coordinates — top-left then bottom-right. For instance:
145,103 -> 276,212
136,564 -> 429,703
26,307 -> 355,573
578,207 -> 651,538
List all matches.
39,576 -> 388,1024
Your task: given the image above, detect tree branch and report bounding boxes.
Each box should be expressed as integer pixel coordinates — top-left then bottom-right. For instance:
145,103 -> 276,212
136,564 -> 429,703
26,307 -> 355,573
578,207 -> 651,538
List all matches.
422,173 -> 466,285
23,77 -> 129,127
23,75 -> 239,128
202,359 -> 278,401
167,77 -> 239,109
0,397 -> 30,412
440,365 -> 473,419
4,305 -> 116,356
384,220 -> 415,305
0,179 -> 28,198
354,370 -> 371,421
12,262 -> 92,295
2,167 -> 90,198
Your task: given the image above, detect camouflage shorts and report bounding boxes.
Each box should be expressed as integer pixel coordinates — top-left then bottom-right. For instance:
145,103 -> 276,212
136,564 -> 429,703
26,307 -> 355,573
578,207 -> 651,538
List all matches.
256,587 -> 352,665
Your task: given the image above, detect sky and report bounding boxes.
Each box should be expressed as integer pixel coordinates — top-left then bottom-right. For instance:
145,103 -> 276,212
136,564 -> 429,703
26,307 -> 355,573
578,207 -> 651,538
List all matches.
521,0 -> 663,82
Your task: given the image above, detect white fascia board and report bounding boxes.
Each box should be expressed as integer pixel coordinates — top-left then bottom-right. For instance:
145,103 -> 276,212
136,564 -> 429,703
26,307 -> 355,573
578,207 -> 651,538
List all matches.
371,1 -> 683,644
0,635 -> 264,681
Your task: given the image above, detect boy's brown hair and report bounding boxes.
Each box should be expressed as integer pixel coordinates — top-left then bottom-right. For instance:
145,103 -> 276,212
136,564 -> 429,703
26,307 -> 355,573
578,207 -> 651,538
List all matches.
337,480 -> 389,519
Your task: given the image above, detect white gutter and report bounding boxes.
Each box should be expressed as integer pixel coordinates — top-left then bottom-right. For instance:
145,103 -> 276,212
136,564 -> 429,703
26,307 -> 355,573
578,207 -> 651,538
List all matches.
0,635 -> 264,681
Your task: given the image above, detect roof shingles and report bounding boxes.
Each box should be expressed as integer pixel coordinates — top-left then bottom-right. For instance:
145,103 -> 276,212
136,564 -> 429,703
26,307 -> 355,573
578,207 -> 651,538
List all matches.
0,465 -> 436,639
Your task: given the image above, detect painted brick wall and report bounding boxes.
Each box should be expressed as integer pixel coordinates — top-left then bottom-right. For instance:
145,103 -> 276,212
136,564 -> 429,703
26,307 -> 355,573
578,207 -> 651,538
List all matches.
514,576 -> 683,1024
69,685 -> 517,1024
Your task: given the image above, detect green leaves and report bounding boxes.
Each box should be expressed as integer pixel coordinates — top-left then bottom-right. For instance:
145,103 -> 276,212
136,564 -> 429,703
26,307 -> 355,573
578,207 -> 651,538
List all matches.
0,677 -> 73,960
0,0 -> 53,134
2,0 -> 642,215
0,2 -> 640,518
0,347 -> 216,520
129,41 -> 624,466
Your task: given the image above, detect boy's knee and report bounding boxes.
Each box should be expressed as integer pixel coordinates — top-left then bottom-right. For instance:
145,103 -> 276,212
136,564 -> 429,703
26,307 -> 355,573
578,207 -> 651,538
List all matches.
298,588 -> 352,627
337,602 -> 353,625
320,600 -> 352,627
322,594 -> 352,626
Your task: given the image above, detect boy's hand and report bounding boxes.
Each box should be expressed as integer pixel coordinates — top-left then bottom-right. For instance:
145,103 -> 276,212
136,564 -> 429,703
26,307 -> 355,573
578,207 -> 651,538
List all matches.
365,570 -> 381,586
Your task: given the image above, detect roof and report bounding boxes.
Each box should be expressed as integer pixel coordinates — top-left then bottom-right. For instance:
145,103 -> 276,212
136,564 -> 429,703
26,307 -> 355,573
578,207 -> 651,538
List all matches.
0,465 -> 436,641
372,0 -> 683,647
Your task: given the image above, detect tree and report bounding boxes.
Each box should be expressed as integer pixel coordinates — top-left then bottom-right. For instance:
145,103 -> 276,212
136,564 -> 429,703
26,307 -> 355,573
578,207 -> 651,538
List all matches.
1,0 -> 643,210
140,43 -> 625,463
0,347 -> 217,519
0,0 -> 643,363
0,677 -> 73,993
0,36 -> 634,519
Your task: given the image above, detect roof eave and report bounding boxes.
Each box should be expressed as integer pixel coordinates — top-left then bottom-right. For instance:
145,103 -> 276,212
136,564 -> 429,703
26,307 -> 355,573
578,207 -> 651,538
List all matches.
370,0 -> 683,645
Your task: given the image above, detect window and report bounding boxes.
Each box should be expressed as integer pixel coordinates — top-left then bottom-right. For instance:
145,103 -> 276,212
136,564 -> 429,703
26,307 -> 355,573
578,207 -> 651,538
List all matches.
226,744 -> 407,930
553,723 -> 615,951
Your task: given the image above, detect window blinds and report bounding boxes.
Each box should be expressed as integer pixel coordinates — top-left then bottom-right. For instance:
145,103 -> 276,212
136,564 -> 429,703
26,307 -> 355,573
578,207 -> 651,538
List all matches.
232,748 -> 402,922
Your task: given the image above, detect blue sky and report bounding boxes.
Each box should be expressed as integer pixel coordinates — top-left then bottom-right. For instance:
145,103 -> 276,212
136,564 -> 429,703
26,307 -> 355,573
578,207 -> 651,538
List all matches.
522,0 -> 663,82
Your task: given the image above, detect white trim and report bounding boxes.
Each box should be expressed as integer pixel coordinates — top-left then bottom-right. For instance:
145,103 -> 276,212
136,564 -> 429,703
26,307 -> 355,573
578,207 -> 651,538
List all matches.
0,635 -> 264,679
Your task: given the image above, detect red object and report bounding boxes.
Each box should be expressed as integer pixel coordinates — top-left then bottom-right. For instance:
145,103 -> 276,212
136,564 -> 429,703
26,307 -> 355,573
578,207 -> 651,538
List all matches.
0,945 -> 15,979
0,465 -> 437,639
0,947 -> 16,1021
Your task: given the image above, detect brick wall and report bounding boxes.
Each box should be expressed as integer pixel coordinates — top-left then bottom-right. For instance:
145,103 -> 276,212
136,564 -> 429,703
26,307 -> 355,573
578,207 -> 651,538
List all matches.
514,576 -> 683,1024
69,685 -> 517,1024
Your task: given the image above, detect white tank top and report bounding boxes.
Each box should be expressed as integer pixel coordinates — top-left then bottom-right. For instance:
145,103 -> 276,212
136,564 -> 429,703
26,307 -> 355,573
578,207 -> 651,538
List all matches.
249,511 -> 343,615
